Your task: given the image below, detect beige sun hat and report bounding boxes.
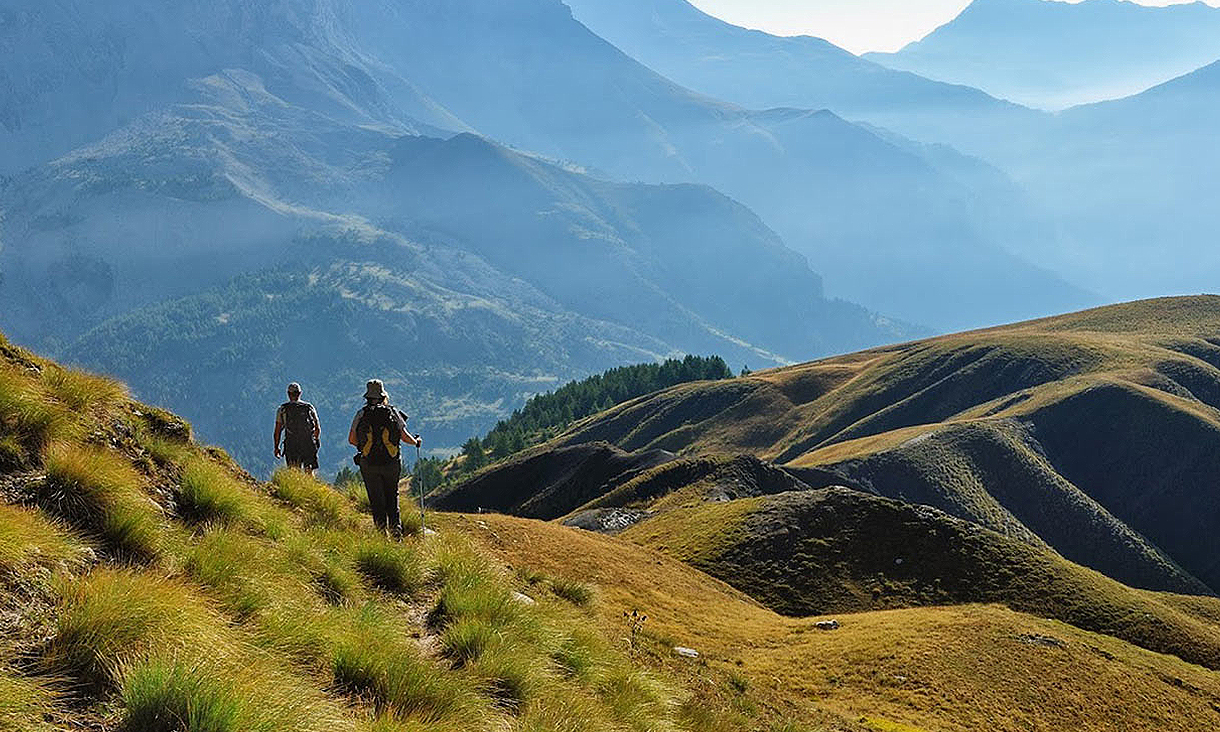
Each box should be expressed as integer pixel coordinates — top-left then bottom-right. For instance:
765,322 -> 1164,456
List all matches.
363,379 -> 388,401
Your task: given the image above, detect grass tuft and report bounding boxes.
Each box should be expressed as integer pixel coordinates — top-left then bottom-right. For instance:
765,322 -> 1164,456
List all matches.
332,609 -> 478,723
0,671 -> 56,731
41,365 -> 127,414
0,503 -> 85,577
43,442 -> 160,557
119,660 -> 243,732
550,577 -> 595,608
47,570 -> 223,688
271,469 -> 354,529
354,541 -> 423,596
440,617 -> 498,667
0,370 -> 75,465
178,459 -> 256,527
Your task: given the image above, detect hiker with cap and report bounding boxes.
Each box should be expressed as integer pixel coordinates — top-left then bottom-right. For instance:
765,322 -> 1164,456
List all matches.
274,382 -> 321,474
348,379 -> 422,537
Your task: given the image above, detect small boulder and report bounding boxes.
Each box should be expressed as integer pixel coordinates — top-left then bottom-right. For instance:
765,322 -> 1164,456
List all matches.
512,592 -> 537,606
673,647 -> 700,659
815,620 -> 840,631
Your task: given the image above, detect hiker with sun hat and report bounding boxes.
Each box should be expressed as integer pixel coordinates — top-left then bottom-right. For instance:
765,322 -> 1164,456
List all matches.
348,379 -> 422,537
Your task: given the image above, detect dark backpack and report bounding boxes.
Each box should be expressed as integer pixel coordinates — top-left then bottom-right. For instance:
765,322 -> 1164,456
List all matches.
357,404 -> 401,465
281,401 -> 318,451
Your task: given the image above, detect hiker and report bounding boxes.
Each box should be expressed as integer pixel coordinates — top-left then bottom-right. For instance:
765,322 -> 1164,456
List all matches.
348,379 -> 422,537
273,382 -> 321,474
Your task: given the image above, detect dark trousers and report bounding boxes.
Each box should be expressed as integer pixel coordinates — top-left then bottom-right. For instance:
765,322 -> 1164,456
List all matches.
360,459 -> 402,535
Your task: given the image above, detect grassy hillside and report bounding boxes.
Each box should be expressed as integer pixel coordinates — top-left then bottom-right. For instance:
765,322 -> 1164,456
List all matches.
5,332 -> 1220,730
552,296 -> 1220,595
0,332 -> 779,731
457,513 -> 1220,732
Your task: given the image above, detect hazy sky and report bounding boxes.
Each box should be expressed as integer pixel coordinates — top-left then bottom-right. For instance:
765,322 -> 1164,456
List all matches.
686,0 -> 1220,54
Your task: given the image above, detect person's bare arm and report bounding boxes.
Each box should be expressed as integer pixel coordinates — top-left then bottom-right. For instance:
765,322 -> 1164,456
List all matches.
311,406 -> 321,441
348,412 -> 359,447
273,413 -> 284,458
400,426 -> 422,448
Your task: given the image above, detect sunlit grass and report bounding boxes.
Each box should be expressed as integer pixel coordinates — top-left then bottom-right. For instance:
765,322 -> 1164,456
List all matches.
43,442 -> 160,557
41,365 -> 127,414
178,458 -> 258,527
272,469 -> 355,529
0,671 -> 56,732
0,370 -> 75,466
354,540 -> 423,596
47,570 -> 225,688
0,503 -> 85,576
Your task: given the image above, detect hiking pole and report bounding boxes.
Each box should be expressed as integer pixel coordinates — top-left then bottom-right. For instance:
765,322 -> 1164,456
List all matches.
416,441 -> 426,534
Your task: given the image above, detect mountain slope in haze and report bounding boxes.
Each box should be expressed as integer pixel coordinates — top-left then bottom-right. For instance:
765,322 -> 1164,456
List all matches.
5,339 -> 1220,732
344,0 -> 1092,331
561,0 -> 1048,154
1004,60 -> 1220,300
0,61 -> 912,473
866,0 -> 1220,109
540,296 -> 1220,597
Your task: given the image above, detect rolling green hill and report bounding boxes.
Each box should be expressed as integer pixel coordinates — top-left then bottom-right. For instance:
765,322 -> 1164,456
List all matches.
545,295 -> 1220,595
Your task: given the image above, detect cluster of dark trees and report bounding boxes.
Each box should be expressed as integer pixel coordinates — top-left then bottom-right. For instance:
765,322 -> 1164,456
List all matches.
411,355 -> 733,493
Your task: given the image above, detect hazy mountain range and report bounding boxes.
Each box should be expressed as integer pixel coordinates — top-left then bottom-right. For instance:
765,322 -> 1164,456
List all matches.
1,0 -> 1217,472
867,0 -> 1220,109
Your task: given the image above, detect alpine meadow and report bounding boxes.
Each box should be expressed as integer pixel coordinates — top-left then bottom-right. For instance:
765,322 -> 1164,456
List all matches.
1,1 -> 1218,730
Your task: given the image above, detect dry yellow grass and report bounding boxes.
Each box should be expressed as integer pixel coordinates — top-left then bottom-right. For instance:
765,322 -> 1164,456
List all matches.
450,513 -> 1220,732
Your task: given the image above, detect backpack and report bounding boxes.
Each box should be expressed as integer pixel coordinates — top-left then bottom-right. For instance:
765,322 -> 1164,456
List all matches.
281,401 -> 318,452
357,404 -> 401,465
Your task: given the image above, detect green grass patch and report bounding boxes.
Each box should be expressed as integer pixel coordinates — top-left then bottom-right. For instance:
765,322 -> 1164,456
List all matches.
178,458 -> 257,527
0,370 -> 75,466
0,503 -> 84,576
354,541 -> 423,596
550,577 -> 595,608
47,570 -> 224,688
43,442 -> 160,558
119,660 -> 244,732
0,671 -> 56,731
41,365 -> 127,414
440,617 -> 498,667
271,469 -> 354,529
332,608 -> 479,723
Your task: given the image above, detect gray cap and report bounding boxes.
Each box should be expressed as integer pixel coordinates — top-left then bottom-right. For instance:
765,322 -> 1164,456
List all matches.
287,382 -> 302,395
364,379 -> 388,401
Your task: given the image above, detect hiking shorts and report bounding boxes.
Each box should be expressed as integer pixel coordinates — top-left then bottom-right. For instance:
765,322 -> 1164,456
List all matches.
284,438 -> 319,471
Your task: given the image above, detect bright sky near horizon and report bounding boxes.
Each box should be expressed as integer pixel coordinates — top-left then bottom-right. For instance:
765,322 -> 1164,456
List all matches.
685,0 -> 1220,54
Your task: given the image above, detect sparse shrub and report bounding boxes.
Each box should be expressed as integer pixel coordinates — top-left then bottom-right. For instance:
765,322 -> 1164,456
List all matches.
119,660 -> 243,732
550,577 -> 595,608
178,459 -> 254,526
43,442 -> 160,557
271,469 -> 353,529
355,541 -> 423,595
432,573 -> 520,630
